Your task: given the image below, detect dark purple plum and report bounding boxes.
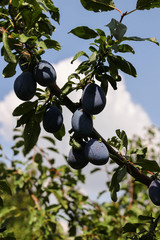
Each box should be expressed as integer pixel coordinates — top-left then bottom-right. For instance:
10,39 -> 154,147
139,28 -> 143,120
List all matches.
71,108 -> 93,138
81,83 -> 106,115
68,143 -> 89,169
148,180 -> 160,206
34,60 -> 56,87
84,139 -> 109,165
14,72 -> 37,101
43,106 -> 63,133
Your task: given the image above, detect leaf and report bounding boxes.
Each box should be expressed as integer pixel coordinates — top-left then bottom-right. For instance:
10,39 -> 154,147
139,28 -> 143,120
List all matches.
71,51 -> 89,64
12,101 -> 38,116
136,159 -> 160,172
109,55 -> 137,77
69,26 -> 98,39
80,0 -> 115,12
2,32 -> 17,64
23,118 -> 41,155
115,44 -> 135,54
106,18 -> 127,41
123,223 -> 142,233
122,36 -> 159,46
116,129 -> 128,150
89,51 -> 97,63
19,34 -> 37,43
136,0 -> 160,10
2,63 -> 17,78
53,124 -> 65,141
138,215 -> 154,221
36,39 -> 61,50
42,136 -> 55,145
0,181 -> 12,195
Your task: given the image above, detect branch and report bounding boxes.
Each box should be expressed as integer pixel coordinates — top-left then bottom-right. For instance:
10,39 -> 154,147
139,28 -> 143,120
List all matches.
50,84 -> 152,187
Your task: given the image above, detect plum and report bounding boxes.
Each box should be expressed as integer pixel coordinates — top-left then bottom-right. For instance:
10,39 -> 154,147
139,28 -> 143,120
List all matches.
81,83 -> 106,115
14,72 -> 37,101
68,143 -> 89,169
43,105 -> 63,133
84,139 -> 109,165
71,108 -> 93,138
148,180 -> 160,206
34,60 -> 56,87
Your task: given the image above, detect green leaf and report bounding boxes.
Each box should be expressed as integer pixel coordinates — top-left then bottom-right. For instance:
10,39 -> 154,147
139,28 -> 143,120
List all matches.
116,129 -> 128,150
23,118 -> 41,155
19,34 -> 37,43
136,0 -> 160,10
80,0 -> 115,12
0,181 -> 12,195
36,39 -> 61,50
109,55 -> 137,77
12,101 -> 38,116
89,51 -> 97,63
106,18 -> 127,41
136,159 -> 160,172
122,36 -> 159,46
138,215 -> 154,221
2,32 -> 17,64
2,63 -> 17,78
71,51 -> 89,64
21,7 -> 33,28
69,26 -> 98,39
115,44 -> 135,54
53,124 -> 65,141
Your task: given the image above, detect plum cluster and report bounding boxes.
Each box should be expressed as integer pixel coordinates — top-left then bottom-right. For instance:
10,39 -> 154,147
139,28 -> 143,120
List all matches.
14,60 -> 63,134
68,82 -> 109,169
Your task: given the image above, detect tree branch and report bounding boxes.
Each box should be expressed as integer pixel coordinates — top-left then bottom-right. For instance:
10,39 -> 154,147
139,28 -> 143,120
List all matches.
50,83 -> 152,187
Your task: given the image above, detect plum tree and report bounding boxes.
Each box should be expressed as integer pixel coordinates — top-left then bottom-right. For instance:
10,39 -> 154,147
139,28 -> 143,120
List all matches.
43,105 -> 63,133
14,72 -> 37,101
19,57 -> 29,72
71,108 -> 93,138
148,180 -> 160,206
33,60 -> 57,87
68,142 -> 89,169
84,139 -> 109,165
81,83 -> 106,115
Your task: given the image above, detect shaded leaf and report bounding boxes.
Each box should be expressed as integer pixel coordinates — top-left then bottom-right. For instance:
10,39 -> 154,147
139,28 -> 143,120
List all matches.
69,26 -> 98,39
54,124 -> 65,141
0,181 -> 12,195
23,118 -> 41,155
122,36 -> 159,46
136,159 -> 160,172
2,32 -> 17,64
12,101 -> 38,116
71,51 -> 89,64
2,63 -> 16,78
123,223 -> 142,233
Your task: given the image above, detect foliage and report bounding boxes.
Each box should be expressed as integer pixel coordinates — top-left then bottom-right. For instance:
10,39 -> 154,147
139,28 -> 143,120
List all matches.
0,0 -> 160,239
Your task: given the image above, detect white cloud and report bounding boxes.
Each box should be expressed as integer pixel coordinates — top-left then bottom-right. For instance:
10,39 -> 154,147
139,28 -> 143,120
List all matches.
0,57 -> 153,202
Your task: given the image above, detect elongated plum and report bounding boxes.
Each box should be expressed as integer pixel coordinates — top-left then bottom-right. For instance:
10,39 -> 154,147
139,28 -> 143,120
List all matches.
84,139 -> 109,165
68,143 -> 89,169
71,108 -> 93,138
43,106 -> 63,133
14,72 -> 37,101
148,180 -> 160,206
34,60 -> 56,87
81,83 -> 106,115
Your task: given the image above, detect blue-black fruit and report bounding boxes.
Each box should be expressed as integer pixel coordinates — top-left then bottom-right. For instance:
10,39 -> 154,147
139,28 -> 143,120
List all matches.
71,108 -> 93,138
84,139 -> 109,165
14,72 -> 37,101
43,106 -> 63,133
81,83 -> 106,115
68,143 -> 89,169
148,180 -> 160,206
33,60 -> 56,87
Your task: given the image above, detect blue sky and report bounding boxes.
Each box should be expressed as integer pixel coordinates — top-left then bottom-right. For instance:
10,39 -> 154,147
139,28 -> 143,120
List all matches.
0,0 -> 160,127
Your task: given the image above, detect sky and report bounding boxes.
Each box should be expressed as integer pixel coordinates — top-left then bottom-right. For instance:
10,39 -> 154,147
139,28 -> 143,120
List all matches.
0,1 -> 160,202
